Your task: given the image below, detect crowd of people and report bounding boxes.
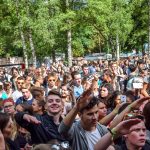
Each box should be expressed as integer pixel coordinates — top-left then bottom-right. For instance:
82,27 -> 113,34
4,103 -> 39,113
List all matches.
0,53 -> 150,150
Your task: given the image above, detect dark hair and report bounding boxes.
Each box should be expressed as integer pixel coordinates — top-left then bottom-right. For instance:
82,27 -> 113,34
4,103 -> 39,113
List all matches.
80,96 -> 100,113
0,112 -> 10,133
72,71 -> 80,80
11,67 -> 19,73
35,99 -> 46,113
99,83 -> 114,107
103,69 -> 114,78
124,90 -> 135,102
137,59 -> 144,65
107,90 -> 121,109
47,90 -> 62,98
129,64 -> 137,72
17,103 -> 33,114
143,102 -> 150,130
100,83 -> 114,95
82,64 -> 88,69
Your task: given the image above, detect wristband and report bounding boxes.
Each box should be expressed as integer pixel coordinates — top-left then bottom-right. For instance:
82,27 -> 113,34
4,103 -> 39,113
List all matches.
113,109 -> 118,115
107,128 -> 117,140
128,105 -> 133,110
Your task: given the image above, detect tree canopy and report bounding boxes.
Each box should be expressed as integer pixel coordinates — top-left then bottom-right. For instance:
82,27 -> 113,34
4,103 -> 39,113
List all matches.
0,0 -> 149,62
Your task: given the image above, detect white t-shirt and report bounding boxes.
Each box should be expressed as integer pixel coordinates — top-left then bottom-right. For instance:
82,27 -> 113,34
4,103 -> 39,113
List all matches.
11,90 -> 22,102
85,128 -> 101,150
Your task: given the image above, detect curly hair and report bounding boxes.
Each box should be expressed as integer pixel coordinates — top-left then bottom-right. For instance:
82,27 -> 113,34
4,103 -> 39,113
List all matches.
99,83 -> 114,107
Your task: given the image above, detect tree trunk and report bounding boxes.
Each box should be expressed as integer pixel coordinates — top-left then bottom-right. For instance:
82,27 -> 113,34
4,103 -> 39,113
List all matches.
107,39 -> 110,54
29,30 -> 36,67
98,35 -> 101,54
15,0 -> 28,69
66,0 -> 72,67
116,34 -> 120,61
20,30 -> 28,69
67,29 -> 72,67
52,48 -> 56,62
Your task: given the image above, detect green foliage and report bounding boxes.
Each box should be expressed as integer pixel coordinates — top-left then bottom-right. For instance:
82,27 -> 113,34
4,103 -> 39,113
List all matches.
0,0 -> 149,60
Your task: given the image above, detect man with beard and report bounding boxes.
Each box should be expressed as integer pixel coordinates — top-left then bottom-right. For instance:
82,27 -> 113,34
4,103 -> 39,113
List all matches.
15,90 -> 66,144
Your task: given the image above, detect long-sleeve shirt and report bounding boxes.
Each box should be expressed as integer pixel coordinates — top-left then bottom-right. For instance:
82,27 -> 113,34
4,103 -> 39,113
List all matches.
15,112 -> 66,144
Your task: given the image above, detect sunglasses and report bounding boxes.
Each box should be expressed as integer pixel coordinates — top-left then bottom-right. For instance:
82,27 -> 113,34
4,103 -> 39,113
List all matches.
17,82 -> 24,84
48,79 -> 56,82
123,112 -> 144,121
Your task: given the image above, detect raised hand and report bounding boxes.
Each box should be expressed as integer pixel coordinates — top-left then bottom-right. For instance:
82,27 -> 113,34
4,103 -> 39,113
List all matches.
113,119 -> 141,136
76,88 -> 93,111
129,96 -> 150,110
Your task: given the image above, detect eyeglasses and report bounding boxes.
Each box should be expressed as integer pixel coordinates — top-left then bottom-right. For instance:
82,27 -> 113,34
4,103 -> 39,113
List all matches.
4,105 -> 13,108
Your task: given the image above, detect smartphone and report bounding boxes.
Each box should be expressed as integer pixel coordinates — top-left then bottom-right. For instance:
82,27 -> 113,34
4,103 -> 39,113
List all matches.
133,83 -> 143,89
120,95 -> 126,103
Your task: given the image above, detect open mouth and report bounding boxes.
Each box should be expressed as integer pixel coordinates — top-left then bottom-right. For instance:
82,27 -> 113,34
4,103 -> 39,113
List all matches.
50,105 -> 59,109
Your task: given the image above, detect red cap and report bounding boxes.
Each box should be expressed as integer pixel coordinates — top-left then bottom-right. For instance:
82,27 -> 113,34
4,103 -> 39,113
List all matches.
2,98 -> 15,106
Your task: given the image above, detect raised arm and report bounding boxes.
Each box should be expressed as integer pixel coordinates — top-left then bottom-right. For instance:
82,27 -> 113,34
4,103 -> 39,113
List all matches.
95,119 -> 141,150
63,88 -> 93,126
59,88 -> 93,135
110,96 -> 150,129
99,104 -> 122,126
